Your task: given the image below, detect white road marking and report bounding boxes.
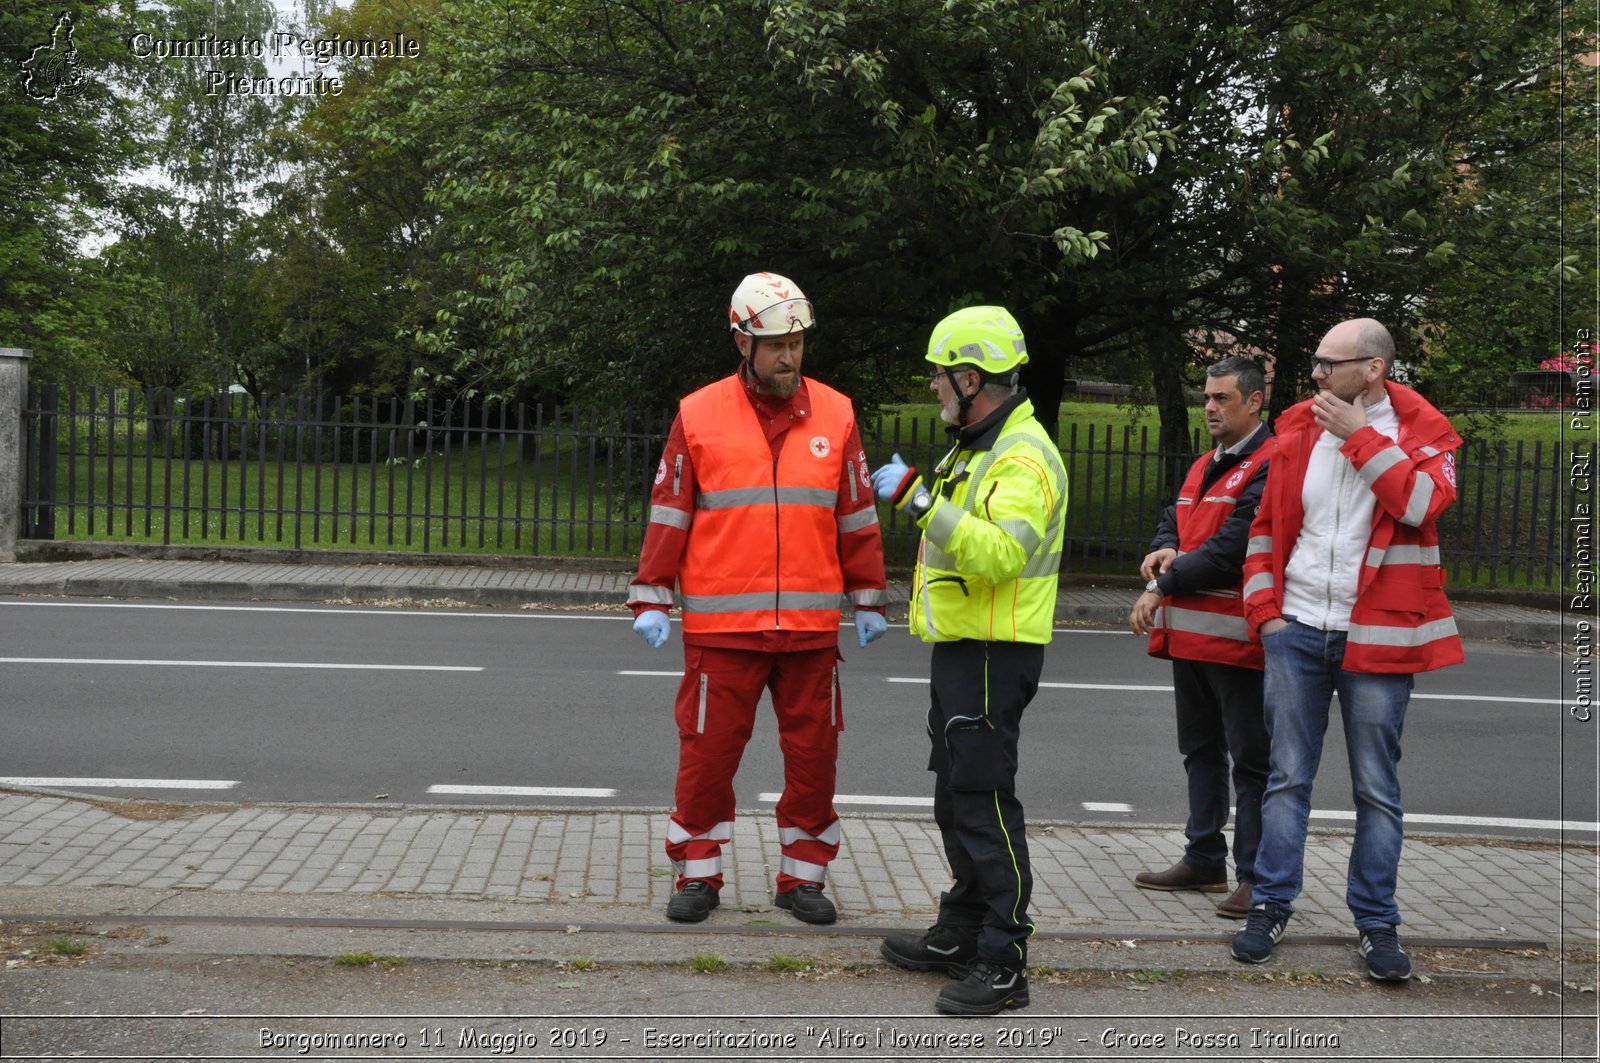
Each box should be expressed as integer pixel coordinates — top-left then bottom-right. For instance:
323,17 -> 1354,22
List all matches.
884,677 -> 1561,704
757,792 -> 934,807
0,777 -> 238,790
1309,810 -> 1599,833
617,670 -> 686,677
1082,802 -> 1134,813
0,657 -> 481,672
427,785 -> 618,798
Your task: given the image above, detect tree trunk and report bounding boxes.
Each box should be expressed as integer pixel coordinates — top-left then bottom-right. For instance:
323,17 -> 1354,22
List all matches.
1145,329 -> 1194,500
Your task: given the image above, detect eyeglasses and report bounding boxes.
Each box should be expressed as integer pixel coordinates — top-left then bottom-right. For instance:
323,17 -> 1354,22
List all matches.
1311,355 -> 1373,374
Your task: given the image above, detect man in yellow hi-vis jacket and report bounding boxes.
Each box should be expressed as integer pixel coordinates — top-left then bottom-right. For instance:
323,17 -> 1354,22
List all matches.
871,306 -> 1067,1016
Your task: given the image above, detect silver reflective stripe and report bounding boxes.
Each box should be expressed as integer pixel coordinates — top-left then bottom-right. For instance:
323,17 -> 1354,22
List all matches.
1349,616 -> 1459,647
1247,535 -> 1273,556
1019,548 -> 1062,579
1357,445 -> 1408,488
850,588 -> 887,607
675,857 -> 721,878
668,819 -> 734,844
697,673 -> 708,734
649,504 -> 691,529
837,507 -> 879,534
925,500 -> 962,549
681,590 -> 843,613
1176,497 -> 1193,506
779,856 -> 828,882
1402,476 -> 1435,526
1243,572 -> 1274,599
779,821 -> 842,846
699,486 -> 837,509
628,583 -> 674,605
1161,604 -> 1251,642
1419,446 -> 1441,458
996,517 -> 1042,554
1201,494 -> 1239,505
1371,544 -> 1440,567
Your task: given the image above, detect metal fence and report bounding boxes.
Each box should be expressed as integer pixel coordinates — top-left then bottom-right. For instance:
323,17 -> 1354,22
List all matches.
18,385 -> 1572,588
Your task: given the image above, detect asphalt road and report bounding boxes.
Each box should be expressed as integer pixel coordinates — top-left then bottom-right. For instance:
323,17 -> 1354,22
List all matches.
0,597 -> 1591,838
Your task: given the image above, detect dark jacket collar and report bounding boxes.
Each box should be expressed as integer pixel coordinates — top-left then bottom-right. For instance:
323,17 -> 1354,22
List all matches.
951,390 -> 1030,452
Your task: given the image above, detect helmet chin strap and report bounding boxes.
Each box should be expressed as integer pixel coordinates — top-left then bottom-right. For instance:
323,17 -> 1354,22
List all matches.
944,367 -> 978,427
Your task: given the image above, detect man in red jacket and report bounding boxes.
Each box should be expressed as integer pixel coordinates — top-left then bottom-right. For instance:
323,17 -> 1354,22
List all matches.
627,272 -> 888,926
1230,318 -> 1463,981
1129,356 -> 1274,919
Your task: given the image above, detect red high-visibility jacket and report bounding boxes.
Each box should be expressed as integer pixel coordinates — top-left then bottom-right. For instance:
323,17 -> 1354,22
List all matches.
1243,381 -> 1464,674
668,374 -> 876,635
1148,437 -> 1277,668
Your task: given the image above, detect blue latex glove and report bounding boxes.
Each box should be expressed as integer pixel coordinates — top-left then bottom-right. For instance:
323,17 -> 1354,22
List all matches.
871,452 -> 919,504
632,611 -> 670,650
855,611 -> 887,648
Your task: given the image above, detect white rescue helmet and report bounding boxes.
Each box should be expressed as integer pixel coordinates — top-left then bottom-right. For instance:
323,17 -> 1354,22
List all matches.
728,272 -> 814,337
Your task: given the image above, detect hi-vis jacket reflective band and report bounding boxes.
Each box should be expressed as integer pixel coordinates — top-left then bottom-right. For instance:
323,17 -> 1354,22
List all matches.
908,396 -> 1067,645
677,375 -> 864,633
1148,439 -> 1276,669
1242,381 -> 1463,675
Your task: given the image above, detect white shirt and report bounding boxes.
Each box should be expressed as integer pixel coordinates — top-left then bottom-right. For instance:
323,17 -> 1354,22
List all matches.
1281,393 -> 1401,631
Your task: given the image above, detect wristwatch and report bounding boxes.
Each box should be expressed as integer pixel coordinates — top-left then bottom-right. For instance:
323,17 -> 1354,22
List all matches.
1144,578 -> 1161,595
905,486 -> 935,520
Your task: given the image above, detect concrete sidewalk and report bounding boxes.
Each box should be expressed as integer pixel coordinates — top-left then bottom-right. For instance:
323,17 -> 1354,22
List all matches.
0,551 -> 1566,641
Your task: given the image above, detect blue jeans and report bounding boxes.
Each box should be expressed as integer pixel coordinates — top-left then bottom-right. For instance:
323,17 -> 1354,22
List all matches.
1252,620 -> 1413,929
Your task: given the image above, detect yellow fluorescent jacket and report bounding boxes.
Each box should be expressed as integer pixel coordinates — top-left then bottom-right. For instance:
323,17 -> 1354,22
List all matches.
909,396 -> 1068,644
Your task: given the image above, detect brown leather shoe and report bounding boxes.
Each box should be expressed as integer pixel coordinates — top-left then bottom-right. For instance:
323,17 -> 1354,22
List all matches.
1216,880 -> 1255,918
1133,862 -> 1227,893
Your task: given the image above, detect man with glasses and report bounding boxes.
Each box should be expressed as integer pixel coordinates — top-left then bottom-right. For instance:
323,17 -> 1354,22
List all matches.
870,306 -> 1067,1015
1230,318 -> 1463,981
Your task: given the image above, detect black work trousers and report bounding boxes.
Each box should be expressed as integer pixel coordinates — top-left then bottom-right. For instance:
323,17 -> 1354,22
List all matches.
1171,657 -> 1270,883
926,638 -> 1043,967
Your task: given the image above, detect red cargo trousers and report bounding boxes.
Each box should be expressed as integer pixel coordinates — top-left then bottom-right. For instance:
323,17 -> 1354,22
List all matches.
666,644 -> 843,895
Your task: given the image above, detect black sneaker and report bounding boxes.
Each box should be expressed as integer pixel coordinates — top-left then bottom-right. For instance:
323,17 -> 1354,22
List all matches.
880,924 -> 979,975
774,883 -> 836,925
1359,926 -> 1412,981
665,880 -> 719,923
1231,902 -> 1291,963
935,958 -> 1029,1016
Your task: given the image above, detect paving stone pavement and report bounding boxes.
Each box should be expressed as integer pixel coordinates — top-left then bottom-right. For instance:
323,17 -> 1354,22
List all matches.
0,553 -> 1566,641
0,793 -> 1593,950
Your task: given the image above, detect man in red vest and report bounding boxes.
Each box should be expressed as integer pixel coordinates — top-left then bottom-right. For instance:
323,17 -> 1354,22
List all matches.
1230,318 -> 1463,981
1129,356 -> 1275,919
627,272 -> 888,926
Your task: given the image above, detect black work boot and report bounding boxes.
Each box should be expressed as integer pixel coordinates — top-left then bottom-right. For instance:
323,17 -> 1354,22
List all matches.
880,924 -> 979,976
774,882 -> 836,925
665,880 -> 719,923
935,958 -> 1030,1016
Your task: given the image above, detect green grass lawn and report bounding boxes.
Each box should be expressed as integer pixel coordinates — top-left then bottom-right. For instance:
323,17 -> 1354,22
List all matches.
27,401 -> 1578,589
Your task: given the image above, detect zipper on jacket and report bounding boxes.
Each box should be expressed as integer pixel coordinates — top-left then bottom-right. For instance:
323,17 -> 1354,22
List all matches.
672,454 -> 683,495
846,460 -> 858,503
772,457 -> 782,630
928,575 -> 970,596
696,673 -> 708,734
